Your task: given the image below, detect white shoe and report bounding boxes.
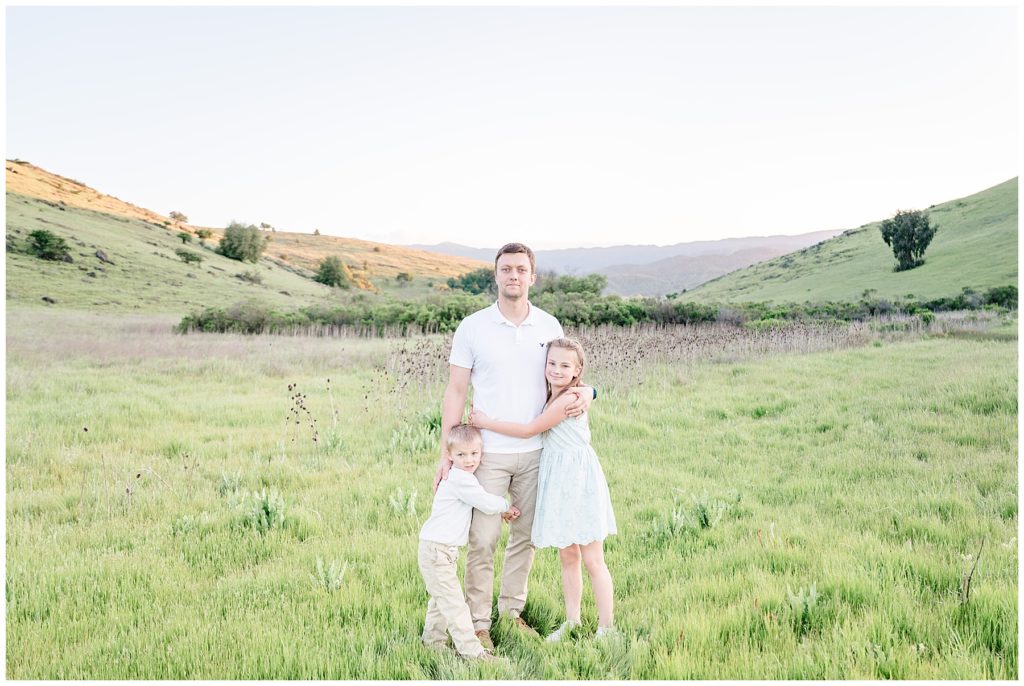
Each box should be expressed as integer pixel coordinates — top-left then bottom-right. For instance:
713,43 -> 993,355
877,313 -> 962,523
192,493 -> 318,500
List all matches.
595,626 -> 619,640
545,621 -> 579,643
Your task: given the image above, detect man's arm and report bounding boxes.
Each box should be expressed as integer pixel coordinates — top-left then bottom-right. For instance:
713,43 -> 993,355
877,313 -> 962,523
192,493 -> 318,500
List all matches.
434,364 -> 472,492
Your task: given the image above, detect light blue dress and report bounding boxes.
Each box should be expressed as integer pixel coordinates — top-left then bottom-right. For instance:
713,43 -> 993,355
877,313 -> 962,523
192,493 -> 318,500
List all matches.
531,412 -> 617,549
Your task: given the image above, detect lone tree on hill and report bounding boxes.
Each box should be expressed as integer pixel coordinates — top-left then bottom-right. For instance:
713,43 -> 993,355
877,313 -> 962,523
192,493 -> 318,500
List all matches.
879,209 -> 937,272
216,222 -> 269,263
178,231 -> 192,244
169,211 -> 188,223
314,256 -> 353,288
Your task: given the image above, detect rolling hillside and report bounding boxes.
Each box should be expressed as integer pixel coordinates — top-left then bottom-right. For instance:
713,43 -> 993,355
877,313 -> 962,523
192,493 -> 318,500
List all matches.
5,160 -> 488,314
682,178 -> 1018,304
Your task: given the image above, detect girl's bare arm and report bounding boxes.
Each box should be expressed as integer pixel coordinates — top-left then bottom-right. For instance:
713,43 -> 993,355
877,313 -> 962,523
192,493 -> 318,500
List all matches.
471,394 -> 574,437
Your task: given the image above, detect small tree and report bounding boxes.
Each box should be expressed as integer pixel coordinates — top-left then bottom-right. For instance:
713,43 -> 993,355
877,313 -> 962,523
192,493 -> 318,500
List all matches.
195,229 -> 213,240
879,210 -> 937,272
315,256 -> 352,288
27,229 -> 72,262
313,229 -> 321,236
177,231 -> 192,244
396,272 -> 413,285
216,221 -> 269,263
169,211 -> 188,223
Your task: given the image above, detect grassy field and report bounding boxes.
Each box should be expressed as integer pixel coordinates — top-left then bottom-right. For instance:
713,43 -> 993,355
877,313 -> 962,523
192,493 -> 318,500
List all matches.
683,178 -> 1017,304
5,308 -> 1018,679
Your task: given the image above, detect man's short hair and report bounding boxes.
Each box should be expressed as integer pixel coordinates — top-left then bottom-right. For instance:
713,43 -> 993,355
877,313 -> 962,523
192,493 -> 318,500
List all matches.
447,423 -> 483,448
494,242 -> 536,274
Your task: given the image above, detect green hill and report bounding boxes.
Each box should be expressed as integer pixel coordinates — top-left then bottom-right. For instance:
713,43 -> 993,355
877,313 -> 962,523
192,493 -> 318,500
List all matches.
5,193 -> 339,315
682,178 -> 1018,304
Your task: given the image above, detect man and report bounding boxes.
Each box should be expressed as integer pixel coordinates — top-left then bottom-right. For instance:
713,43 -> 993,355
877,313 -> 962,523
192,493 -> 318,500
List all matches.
434,242 -> 593,649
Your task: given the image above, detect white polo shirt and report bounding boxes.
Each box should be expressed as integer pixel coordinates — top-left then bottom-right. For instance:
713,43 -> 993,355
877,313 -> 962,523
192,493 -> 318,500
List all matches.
449,301 -> 564,453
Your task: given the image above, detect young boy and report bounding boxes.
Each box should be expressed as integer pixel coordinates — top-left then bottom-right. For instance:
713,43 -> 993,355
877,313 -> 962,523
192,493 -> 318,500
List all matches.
418,424 -> 520,661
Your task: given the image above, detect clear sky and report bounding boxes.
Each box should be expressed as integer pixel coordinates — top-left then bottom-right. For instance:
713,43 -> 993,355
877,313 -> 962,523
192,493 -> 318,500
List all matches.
6,5 -> 1018,249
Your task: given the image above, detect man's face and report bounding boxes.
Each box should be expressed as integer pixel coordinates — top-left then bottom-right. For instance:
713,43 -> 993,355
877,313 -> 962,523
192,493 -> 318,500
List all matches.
495,252 -> 535,301
450,441 -> 483,474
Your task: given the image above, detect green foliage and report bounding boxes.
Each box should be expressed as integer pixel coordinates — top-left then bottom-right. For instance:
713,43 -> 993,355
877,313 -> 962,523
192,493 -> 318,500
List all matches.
786,583 -> 820,637
388,487 -> 418,516
216,221 -> 269,263
217,470 -> 242,497
240,488 -> 287,533
177,231 -> 192,244
175,249 -> 203,265
177,282 -> 1018,336
534,271 -> 608,295
396,272 -> 413,284
27,229 -> 72,262
310,556 -> 348,592
983,285 -> 1017,309
314,256 -> 353,288
195,229 -> 213,240
880,209 -> 938,271
447,267 -> 495,295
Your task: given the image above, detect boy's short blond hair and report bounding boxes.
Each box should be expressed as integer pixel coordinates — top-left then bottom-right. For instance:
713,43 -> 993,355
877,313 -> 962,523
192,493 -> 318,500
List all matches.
447,423 -> 483,449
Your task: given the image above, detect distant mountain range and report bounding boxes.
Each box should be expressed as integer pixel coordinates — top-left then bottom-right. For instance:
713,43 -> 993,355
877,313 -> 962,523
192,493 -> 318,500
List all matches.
409,230 -> 843,296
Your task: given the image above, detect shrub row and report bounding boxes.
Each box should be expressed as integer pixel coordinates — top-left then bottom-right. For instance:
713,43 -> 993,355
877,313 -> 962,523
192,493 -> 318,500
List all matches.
177,285 -> 1015,336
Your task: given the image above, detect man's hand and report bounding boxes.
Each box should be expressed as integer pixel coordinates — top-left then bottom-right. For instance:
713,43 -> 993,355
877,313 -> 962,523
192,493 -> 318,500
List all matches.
433,456 -> 453,493
502,506 -> 521,522
564,386 -> 594,418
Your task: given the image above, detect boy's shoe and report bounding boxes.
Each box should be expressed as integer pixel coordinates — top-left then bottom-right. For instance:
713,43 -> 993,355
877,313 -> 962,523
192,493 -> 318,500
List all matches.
509,615 -> 540,639
474,629 -> 494,651
595,626 -> 620,640
544,620 -> 579,643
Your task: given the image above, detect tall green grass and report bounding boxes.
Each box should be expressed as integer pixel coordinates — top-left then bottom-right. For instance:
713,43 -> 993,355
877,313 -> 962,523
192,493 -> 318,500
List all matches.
5,308 -> 1017,678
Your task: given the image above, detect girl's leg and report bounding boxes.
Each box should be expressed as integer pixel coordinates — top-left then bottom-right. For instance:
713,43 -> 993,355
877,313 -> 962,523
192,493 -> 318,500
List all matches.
580,540 -> 614,628
558,544 -> 583,623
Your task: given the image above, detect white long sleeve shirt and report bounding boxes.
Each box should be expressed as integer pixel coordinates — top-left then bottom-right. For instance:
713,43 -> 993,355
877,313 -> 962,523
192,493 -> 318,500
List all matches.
419,467 -> 509,546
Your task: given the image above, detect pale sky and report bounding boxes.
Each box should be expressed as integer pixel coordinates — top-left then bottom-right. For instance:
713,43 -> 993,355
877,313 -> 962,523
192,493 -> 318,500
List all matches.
5,5 -> 1018,249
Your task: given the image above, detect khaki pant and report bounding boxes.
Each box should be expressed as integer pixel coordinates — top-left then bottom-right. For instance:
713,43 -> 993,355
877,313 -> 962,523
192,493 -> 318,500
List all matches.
465,449 -> 542,630
418,540 -> 485,658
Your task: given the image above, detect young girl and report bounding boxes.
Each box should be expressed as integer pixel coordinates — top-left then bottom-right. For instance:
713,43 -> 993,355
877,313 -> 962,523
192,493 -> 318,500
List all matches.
469,338 -> 617,641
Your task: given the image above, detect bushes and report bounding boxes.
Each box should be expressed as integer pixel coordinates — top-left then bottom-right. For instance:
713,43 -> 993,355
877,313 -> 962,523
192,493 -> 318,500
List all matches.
314,256 -> 353,288
27,229 -> 72,262
447,267 -> 495,295
175,249 -> 203,265
216,222 -> 268,263
177,284 -> 1018,336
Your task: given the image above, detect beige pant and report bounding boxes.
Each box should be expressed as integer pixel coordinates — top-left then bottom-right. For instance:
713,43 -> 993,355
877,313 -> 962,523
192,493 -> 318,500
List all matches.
465,449 -> 542,630
418,540 -> 485,657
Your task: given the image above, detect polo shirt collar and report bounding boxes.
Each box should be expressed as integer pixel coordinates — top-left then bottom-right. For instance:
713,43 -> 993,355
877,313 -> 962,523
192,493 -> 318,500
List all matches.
490,300 -> 537,327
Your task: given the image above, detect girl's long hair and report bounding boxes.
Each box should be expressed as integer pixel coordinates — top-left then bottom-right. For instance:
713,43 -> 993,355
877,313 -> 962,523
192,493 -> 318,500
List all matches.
545,337 -> 586,404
